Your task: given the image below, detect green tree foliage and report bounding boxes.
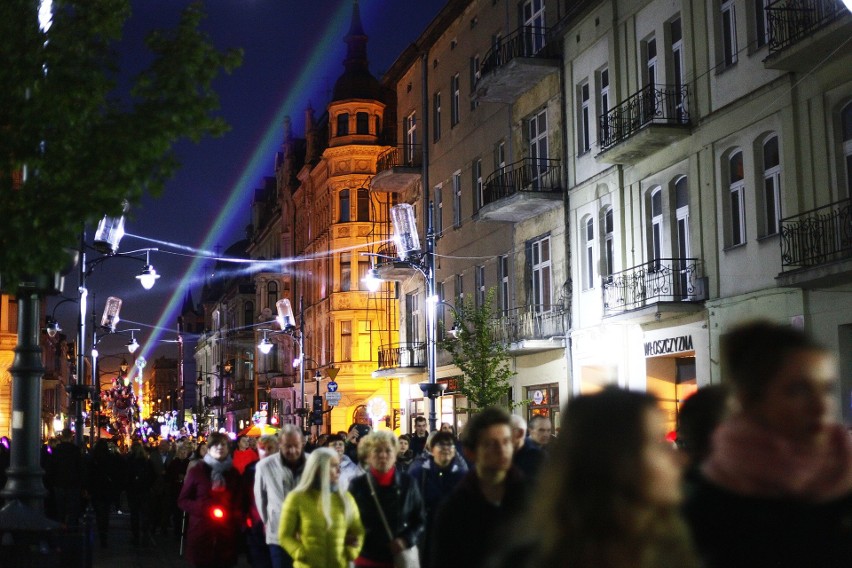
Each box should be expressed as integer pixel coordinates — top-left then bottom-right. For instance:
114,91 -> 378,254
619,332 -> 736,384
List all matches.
438,287 -> 516,411
0,0 -> 242,292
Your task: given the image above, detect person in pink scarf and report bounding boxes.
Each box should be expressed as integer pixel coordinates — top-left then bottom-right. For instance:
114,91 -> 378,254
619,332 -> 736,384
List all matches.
684,320 -> 852,568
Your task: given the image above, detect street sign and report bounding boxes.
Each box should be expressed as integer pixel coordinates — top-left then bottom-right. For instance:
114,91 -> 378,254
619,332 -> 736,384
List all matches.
327,381 -> 338,392
326,392 -> 342,406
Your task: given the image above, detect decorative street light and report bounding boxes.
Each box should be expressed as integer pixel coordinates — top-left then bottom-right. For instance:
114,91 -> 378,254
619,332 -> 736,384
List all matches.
260,297 -> 309,431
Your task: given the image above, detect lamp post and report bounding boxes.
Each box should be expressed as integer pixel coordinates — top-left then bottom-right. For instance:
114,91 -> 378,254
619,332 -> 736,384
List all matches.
263,297 -> 307,431
365,203 -> 444,431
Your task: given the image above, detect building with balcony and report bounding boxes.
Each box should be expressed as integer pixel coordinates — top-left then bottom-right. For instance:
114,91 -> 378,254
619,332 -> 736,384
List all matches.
372,0 -> 570,432
563,0 -> 852,430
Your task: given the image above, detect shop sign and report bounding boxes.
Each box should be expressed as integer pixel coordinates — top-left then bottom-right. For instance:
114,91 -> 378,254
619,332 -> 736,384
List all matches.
643,334 -> 694,356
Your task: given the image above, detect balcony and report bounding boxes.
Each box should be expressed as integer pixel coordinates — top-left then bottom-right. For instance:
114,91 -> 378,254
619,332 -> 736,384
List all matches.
764,0 -> 851,71
473,26 -> 561,103
777,197 -> 852,288
478,158 -> 562,222
596,84 -> 691,165
370,145 -> 422,193
491,305 -> 567,355
373,243 -> 420,281
602,258 -> 708,322
372,342 -> 426,378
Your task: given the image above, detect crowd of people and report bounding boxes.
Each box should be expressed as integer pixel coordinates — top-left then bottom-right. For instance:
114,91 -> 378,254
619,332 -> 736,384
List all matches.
13,320 -> 852,567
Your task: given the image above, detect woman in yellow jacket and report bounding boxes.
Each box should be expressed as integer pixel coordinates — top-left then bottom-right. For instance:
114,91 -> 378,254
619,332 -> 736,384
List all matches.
278,447 -> 365,567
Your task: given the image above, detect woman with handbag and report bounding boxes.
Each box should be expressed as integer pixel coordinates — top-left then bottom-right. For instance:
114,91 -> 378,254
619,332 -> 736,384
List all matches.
349,430 -> 425,568
278,447 -> 365,567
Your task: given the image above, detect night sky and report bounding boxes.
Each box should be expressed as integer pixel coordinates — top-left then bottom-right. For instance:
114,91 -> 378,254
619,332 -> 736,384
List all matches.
48,0 -> 446,369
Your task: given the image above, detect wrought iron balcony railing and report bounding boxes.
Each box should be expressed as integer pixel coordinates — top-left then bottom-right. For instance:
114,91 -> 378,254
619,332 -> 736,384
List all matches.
478,25 -> 557,82
376,144 -> 422,174
599,84 -> 690,151
766,0 -> 847,54
482,158 -> 561,207
376,342 -> 426,371
780,198 -> 852,269
602,258 -> 703,315
490,305 -> 566,344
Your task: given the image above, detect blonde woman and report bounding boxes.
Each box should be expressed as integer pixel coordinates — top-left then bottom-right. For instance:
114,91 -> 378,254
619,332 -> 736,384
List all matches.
277,448 -> 364,568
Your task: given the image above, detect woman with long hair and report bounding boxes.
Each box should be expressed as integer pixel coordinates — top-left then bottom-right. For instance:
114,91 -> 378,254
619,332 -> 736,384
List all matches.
685,321 -> 852,567
178,432 -> 242,568
497,388 -> 698,568
277,447 -> 364,567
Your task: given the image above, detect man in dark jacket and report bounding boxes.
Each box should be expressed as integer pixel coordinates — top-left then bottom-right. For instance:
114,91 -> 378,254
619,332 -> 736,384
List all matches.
510,415 -> 544,481
430,407 -> 527,568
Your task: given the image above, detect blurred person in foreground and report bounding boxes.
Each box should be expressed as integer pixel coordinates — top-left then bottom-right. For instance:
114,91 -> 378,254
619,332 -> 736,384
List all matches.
492,388 -> 697,568
243,434 -> 279,568
278,447 -> 364,567
178,432 -> 242,568
684,321 -> 852,568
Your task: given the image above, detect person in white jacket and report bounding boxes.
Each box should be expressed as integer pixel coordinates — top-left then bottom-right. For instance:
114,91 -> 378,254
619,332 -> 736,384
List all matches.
254,424 -> 306,568
322,433 -> 363,491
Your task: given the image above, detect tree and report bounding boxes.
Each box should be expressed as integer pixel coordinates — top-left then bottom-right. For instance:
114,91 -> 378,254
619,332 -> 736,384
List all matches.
0,0 -> 242,292
438,287 -> 516,411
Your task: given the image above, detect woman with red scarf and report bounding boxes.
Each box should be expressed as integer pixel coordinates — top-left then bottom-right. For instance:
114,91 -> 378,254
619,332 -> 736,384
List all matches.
179,432 -> 243,568
684,321 -> 852,568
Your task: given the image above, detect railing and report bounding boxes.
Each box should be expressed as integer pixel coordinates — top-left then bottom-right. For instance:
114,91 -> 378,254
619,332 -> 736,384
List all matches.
490,305 -> 566,344
780,198 -> 852,269
482,158 -> 561,206
766,0 -> 847,54
374,243 -> 402,267
479,25 -> 557,82
602,258 -> 702,315
376,144 -> 422,174
599,84 -> 690,151
377,342 -> 426,370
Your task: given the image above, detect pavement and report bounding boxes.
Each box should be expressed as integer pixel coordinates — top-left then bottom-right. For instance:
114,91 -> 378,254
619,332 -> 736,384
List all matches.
93,510 -> 251,568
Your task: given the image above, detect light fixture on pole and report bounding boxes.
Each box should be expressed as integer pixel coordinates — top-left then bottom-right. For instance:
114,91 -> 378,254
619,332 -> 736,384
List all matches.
274,297 -> 307,430
258,329 -> 274,355
126,331 -> 140,354
136,249 -> 161,290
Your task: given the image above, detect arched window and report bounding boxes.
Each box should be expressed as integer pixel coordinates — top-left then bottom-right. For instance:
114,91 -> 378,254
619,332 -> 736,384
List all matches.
762,136 -> 781,236
842,102 -> 852,197
583,217 -> 595,290
337,113 -> 349,136
357,188 -> 370,221
339,189 -> 350,222
356,112 -> 369,135
675,176 -> 690,259
650,187 -> 663,267
602,207 -> 614,280
728,151 -> 746,246
267,282 -> 278,312
243,301 -> 254,327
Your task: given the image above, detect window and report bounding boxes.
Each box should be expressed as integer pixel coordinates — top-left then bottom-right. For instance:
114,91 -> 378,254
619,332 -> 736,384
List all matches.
579,82 -> 591,154
670,18 -> 686,120
651,187 -> 663,265
455,274 -> 464,312
598,68 -> 610,143
728,151 -> 746,246
754,0 -> 769,49
583,219 -> 595,290
646,37 -> 657,87
473,158 -> 483,211
357,188 -> 370,221
453,171 -> 462,228
405,112 -> 417,163
357,254 -> 371,290
434,184 -> 443,235
522,0 -> 546,54
375,115 -> 382,136
603,208 -> 614,280
267,281 -> 278,311
405,292 -> 421,343
339,189 -> 350,222
433,92 -> 442,142
675,177 -> 690,259
762,137 -> 781,236
356,112 -> 369,135
341,321 -> 352,361
499,255 -> 510,314
243,301 -> 254,327
532,236 -> 552,308
337,113 -> 349,136
529,109 -> 549,187
842,103 -> 852,197
469,55 -> 480,110
340,252 -> 351,292
358,320 -> 371,361
721,0 -> 738,67
475,265 -> 486,308
451,74 -> 460,126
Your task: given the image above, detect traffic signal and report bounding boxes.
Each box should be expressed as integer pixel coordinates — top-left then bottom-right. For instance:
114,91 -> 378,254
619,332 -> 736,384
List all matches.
311,396 -> 324,426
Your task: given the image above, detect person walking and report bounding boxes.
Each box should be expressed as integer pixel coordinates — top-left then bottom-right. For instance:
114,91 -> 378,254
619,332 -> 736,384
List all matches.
126,440 -> 156,546
178,432 -> 242,568
243,434 -> 279,568
86,439 -> 121,548
684,321 -> 852,568
348,430 -> 425,568
278,447 -> 364,567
